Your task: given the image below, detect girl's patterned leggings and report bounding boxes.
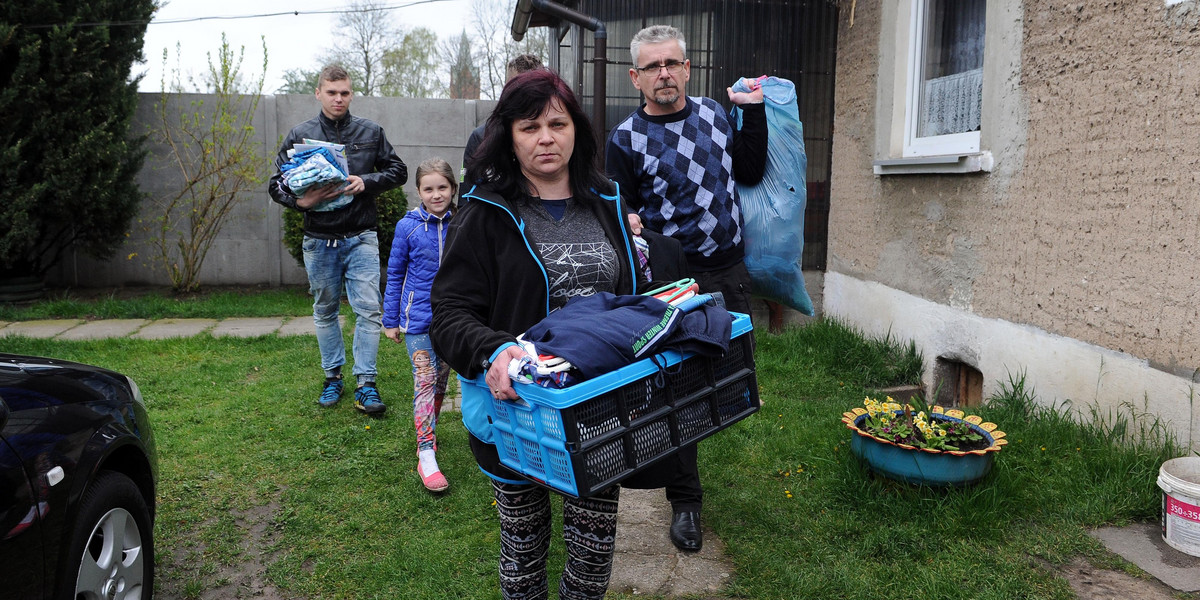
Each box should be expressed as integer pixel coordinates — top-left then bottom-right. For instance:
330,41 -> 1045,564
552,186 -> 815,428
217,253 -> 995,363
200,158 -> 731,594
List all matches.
403,333 -> 450,451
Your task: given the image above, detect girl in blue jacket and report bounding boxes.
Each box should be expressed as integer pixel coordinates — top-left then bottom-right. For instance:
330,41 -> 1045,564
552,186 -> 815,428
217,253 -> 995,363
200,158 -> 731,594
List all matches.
383,157 -> 455,492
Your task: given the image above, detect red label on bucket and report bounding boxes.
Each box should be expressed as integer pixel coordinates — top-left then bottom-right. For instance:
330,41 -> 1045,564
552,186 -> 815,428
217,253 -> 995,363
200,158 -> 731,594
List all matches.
1166,495 -> 1200,523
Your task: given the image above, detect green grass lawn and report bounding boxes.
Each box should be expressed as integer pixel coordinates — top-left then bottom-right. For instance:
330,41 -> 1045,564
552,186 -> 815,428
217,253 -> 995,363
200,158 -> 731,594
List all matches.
1,298 -> 1186,599
0,285 -> 313,321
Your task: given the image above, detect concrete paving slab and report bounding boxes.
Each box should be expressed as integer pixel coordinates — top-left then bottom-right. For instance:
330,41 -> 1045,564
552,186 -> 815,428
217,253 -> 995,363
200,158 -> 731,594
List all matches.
1092,523 -> 1200,592
276,315 -> 347,337
610,487 -> 734,598
211,317 -> 286,338
57,319 -> 149,341
132,318 -> 217,340
0,319 -> 84,339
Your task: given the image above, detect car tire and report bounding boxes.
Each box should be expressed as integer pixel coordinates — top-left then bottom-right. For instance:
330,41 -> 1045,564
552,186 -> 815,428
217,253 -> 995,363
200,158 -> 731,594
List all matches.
57,470 -> 154,600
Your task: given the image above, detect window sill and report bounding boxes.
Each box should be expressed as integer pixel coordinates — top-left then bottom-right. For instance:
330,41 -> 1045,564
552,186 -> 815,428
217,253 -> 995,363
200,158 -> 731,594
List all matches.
873,151 -> 993,176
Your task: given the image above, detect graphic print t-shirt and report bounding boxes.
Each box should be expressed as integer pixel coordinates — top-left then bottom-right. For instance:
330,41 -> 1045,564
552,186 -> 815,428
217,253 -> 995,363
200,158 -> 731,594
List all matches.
520,196 -> 617,311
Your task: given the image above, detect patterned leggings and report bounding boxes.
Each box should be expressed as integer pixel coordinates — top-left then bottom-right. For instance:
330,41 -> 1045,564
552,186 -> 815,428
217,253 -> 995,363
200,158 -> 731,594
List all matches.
404,333 -> 450,451
491,481 -> 620,600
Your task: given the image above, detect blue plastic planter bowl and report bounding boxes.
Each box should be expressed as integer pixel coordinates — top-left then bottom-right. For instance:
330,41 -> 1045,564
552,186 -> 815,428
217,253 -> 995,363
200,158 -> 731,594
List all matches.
845,411 -> 1005,487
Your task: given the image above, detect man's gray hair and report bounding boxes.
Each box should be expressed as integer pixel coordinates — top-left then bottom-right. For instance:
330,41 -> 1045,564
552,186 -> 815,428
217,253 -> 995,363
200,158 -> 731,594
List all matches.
629,25 -> 687,65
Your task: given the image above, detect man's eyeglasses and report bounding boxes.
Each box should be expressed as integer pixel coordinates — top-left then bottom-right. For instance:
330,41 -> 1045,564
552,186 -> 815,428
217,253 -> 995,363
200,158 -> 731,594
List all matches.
635,60 -> 687,75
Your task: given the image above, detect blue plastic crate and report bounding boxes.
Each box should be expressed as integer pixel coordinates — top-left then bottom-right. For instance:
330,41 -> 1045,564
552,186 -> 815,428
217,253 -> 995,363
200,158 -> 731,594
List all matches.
462,311 -> 758,497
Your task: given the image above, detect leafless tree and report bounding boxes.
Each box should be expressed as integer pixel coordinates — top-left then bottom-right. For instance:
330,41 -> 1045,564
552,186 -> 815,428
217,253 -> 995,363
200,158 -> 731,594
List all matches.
470,0 -> 549,99
324,0 -> 399,96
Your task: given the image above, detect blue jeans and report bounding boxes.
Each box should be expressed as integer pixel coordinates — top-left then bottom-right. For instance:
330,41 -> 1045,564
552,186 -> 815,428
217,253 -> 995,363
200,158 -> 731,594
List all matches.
302,231 -> 382,385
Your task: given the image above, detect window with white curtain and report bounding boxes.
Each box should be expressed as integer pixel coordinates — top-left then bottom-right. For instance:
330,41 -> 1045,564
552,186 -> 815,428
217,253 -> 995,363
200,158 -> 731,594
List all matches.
903,0 -> 986,157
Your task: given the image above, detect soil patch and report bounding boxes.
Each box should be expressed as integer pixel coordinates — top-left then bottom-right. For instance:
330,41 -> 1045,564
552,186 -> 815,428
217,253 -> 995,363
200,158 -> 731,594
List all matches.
1057,557 -> 1185,600
158,500 -> 295,600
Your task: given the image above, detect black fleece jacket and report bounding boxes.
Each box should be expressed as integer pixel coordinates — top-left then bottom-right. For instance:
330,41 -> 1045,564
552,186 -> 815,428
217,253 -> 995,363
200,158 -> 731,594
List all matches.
268,111 -> 407,238
430,181 -> 649,479
430,181 -> 645,379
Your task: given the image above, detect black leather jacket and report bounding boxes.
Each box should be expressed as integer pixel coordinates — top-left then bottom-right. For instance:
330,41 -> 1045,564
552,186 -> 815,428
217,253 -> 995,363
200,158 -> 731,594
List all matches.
268,111 -> 407,238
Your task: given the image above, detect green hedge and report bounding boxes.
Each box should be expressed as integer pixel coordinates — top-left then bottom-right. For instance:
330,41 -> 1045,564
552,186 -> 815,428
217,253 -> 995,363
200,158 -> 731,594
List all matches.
282,187 -> 409,268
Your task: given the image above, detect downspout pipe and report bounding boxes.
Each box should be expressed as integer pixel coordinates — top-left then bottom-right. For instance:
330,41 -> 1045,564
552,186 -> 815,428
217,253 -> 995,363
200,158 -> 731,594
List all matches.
516,0 -> 608,144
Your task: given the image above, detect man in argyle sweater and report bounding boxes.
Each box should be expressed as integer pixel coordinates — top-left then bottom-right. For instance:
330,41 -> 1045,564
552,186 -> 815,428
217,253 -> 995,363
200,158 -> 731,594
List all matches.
606,27 -> 767,314
605,24 -> 767,554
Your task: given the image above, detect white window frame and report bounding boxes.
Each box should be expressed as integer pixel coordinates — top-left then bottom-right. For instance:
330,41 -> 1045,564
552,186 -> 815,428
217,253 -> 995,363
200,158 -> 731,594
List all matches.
902,0 -> 982,158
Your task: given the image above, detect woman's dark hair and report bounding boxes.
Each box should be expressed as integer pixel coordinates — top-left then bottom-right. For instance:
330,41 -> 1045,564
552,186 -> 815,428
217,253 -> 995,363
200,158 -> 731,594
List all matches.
465,69 -> 610,199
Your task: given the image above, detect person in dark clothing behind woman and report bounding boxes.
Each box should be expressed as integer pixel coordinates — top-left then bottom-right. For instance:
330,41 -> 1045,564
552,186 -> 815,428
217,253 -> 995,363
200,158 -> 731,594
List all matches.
462,53 -> 544,170
620,229 -> 708,540
430,69 -> 649,600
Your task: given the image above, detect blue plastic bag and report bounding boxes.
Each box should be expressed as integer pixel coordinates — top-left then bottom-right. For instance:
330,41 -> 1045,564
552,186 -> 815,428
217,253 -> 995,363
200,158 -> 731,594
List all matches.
730,76 -> 814,315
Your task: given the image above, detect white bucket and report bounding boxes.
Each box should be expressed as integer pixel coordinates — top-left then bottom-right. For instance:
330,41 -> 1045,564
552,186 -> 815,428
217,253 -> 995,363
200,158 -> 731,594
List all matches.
1158,456 -> 1200,557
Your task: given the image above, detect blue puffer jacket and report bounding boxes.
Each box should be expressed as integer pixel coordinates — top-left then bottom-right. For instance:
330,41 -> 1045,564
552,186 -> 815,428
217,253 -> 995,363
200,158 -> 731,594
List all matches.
383,205 -> 452,333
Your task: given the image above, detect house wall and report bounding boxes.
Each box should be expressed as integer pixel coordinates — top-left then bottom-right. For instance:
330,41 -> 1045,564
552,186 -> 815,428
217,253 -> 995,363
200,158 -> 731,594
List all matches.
49,93 -> 495,288
829,0 -> 1200,447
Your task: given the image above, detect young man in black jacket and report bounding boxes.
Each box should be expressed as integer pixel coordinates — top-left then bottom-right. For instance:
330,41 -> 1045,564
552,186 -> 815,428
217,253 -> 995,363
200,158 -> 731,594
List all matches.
268,65 -> 407,415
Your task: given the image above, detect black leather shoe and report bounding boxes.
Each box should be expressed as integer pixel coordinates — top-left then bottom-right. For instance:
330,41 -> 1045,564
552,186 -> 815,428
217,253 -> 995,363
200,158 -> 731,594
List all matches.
669,511 -> 703,552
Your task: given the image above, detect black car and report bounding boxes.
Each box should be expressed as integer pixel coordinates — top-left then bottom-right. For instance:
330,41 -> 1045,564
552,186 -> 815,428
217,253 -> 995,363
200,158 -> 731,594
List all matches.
0,353 -> 157,599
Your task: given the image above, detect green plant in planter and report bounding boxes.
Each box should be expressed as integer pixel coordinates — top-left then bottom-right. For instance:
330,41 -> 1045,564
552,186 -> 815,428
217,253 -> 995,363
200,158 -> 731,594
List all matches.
844,397 -> 1007,487
855,396 -> 996,453
282,186 -> 409,267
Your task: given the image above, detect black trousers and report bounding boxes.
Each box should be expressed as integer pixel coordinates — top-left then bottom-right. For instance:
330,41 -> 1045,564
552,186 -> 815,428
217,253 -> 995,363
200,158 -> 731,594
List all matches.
663,443 -> 703,512
693,260 -> 754,314
622,444 -> 703,512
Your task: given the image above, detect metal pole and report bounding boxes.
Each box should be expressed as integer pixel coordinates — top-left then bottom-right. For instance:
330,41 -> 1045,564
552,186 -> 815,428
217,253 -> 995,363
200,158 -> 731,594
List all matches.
592,28 -> 607,144
529,0 -> 608,144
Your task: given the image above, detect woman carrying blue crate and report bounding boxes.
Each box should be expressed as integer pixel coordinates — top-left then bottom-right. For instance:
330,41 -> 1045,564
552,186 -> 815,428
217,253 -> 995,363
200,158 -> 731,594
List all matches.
430,69 -> 648,600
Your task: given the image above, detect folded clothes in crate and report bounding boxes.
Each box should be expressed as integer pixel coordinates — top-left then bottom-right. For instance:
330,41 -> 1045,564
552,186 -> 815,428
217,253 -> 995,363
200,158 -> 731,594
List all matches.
462,311 -> 759,497
521,291 -> 731,381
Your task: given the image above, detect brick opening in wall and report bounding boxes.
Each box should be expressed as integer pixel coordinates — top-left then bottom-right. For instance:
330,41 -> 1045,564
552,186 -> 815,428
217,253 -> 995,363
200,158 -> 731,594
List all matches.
933,358 -> 983,408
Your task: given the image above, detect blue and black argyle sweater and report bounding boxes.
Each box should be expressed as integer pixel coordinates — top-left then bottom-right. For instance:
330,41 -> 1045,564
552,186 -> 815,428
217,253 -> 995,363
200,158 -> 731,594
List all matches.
607,96 -> 744,271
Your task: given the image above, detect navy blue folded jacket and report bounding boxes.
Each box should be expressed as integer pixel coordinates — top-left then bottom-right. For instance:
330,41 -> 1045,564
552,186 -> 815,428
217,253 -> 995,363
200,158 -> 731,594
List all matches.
522,292 -> 732,380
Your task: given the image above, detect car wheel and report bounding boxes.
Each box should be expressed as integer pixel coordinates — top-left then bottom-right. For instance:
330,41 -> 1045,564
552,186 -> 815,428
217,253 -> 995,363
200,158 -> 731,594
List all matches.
58,470 -> 154,600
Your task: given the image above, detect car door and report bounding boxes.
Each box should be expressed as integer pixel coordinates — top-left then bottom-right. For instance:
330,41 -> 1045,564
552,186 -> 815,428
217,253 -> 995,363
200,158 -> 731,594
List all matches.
0,395 -> 46,599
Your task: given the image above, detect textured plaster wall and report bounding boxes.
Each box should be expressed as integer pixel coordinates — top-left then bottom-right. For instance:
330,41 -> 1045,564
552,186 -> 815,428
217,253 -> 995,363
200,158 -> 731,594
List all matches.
830,0 -> 1200,381
827,272 -> 1200,448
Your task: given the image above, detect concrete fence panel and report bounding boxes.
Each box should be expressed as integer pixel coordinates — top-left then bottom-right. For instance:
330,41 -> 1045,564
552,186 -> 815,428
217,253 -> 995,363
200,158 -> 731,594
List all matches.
48,93 -> 495,289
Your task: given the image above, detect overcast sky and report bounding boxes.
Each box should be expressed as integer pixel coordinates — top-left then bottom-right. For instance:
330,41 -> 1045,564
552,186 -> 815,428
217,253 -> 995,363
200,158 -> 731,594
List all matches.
137,0 -> 474,93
